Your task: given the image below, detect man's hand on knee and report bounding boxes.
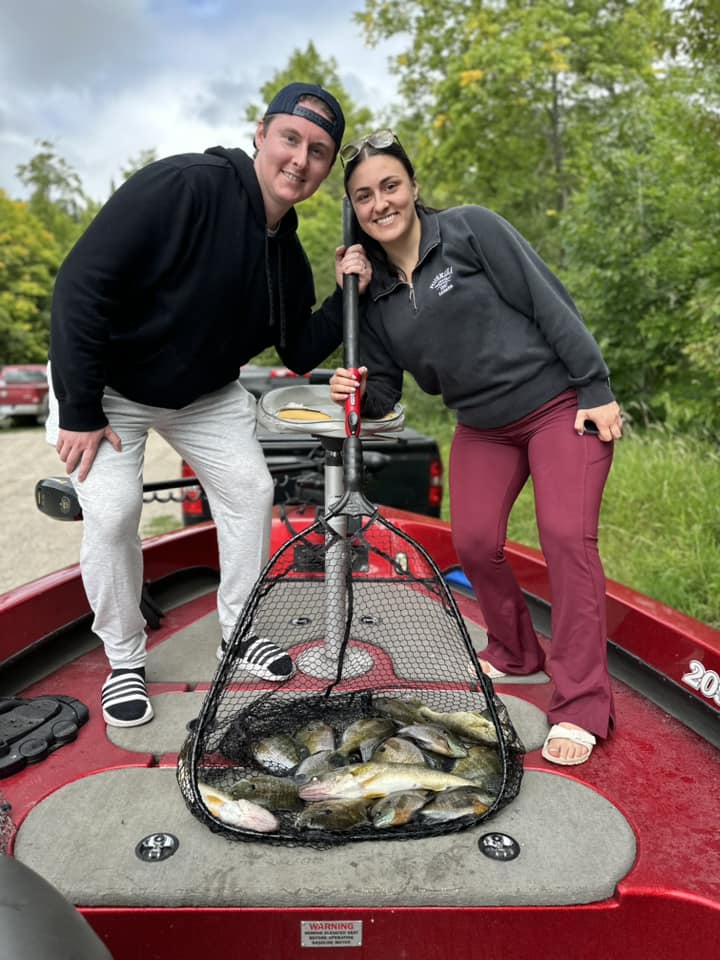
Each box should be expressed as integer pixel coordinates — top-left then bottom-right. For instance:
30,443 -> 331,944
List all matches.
56,427 -> 122,481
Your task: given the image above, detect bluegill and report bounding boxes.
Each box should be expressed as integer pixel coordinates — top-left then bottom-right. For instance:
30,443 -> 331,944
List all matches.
334,717 -> 397,761
228,773 -> 302,811
198,782 -> 280,833
370,789 -> 432,829
252,733 -> 306,774
296,798 -> 370,832
294,749 -> 343,782
294,719 -> 336,755
397,722 -> 468,758
370,736 -> 427,766
297,762 -> 477,801
452,744 -> 503,781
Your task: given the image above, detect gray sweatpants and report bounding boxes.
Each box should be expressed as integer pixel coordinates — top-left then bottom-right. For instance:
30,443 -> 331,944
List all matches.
46,375 -> 274,670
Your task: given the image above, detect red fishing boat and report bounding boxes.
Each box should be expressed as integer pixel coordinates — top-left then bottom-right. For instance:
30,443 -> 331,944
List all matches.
1,378 -> 719,958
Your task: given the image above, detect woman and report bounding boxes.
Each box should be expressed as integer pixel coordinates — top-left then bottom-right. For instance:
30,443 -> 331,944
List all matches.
330,130 -> 623,766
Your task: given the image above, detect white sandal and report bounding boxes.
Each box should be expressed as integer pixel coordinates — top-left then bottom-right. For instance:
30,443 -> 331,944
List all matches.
541,723 -> 596,766
480,659 -> 507,679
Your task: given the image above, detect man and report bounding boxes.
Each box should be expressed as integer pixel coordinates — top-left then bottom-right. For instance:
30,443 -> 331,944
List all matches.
47,82 -> 346,727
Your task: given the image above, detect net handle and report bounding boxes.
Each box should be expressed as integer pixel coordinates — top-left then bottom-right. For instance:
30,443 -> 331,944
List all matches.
342,197 -> 361,441
342,197 -> 364,492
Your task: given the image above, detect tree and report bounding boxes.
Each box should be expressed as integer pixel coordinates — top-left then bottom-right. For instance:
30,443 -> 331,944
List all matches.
356,0 -> 673,260
560,85 -> 720,432
0,190 -> 61,361
16,140 -> 98,249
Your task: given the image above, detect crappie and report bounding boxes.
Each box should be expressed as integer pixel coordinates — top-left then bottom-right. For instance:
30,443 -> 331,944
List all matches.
397,722 -> 468,758
252,733 -> 306,774
370,789 -> 432,829
296,798 -> 370,832
297,762 -> 477,801
418,786 -> 494,822
229,773 -> 302,811
198,782 -> 280,833
417,706 -> 498,745
294,719 -> 336,755
334,717 -> 397,761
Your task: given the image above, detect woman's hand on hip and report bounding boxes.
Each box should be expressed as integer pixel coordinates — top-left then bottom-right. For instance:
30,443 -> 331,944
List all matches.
574,401 -> 623,442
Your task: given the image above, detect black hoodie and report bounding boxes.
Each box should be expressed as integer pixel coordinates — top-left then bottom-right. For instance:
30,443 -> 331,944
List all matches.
50,147 -> 343,431
359,206 -> 614,428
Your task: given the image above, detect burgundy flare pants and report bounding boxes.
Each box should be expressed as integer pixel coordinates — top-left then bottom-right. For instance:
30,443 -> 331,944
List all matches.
449,390 -> 615,738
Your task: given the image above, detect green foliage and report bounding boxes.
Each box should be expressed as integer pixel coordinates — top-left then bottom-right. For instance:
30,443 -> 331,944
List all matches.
0,190 -> 62,361
559,85 -> 720,432
507,429 -> 720,629
597,427 -> 720,628
356,0 -> 672,259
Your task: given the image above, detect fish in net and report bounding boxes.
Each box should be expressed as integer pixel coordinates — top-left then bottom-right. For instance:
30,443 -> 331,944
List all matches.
178,506 -> 525,848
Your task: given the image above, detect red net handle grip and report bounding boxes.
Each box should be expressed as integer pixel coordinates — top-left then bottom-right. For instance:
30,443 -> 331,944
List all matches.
345,367 -> 361,438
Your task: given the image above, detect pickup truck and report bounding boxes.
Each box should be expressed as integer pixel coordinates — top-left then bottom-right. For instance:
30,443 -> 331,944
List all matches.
181,365 -> 444,524
0,364 -> 50,426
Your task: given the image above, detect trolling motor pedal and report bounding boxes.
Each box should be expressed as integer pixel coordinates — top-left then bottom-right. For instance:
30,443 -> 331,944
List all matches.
35,477 -> 83,521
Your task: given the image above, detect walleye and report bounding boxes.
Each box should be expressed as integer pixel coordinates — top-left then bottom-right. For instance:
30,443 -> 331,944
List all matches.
296,798 -> 370,832
198,782 -> 280,833
297,762 -> 478,801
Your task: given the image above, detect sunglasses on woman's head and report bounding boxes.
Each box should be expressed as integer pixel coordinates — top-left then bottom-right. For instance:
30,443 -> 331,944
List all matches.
339,129 -> 400,165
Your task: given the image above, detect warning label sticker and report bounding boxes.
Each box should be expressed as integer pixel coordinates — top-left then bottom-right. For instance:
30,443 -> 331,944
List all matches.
301,920 -> 363,948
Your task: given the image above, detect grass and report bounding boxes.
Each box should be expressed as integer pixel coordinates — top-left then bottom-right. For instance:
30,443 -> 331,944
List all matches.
142,514 -> 184,537
400,376 -> 720,629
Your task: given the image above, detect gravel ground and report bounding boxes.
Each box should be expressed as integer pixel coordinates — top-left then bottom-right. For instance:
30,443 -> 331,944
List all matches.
0,422 -> 183,595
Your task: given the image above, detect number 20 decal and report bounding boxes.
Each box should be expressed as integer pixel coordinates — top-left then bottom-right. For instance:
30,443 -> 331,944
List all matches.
682,659 -> 720,706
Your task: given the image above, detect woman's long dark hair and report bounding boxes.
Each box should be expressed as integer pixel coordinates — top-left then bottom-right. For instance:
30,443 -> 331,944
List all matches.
342,140 -> 435,281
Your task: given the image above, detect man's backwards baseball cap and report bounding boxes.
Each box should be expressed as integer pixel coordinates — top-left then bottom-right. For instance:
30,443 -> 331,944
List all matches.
264,82 -> 345,152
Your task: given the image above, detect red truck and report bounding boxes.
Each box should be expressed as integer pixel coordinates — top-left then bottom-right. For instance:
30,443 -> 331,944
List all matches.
0,364 -> 50,426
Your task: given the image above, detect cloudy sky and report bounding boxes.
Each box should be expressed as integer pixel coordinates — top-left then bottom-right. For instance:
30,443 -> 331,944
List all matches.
1,0 -> 404,202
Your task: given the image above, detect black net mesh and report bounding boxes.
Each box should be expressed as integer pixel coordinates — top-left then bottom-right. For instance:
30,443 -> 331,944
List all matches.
178,507 -> 525,847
